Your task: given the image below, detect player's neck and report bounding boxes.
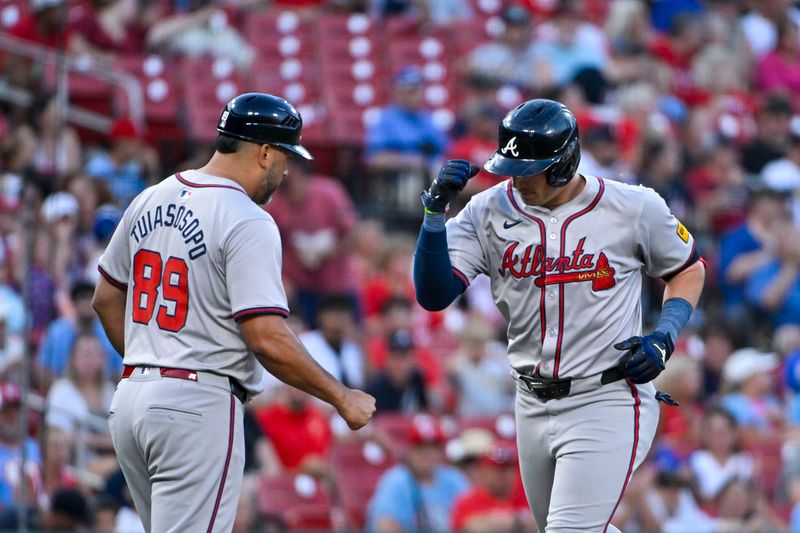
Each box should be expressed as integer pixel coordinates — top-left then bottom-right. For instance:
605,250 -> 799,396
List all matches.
541,174 -> 586,210
196,154 -> 254,197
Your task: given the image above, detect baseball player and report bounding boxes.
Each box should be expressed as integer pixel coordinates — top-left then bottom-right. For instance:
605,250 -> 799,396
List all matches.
413,99 -> 705,532
91,93 -> 376,533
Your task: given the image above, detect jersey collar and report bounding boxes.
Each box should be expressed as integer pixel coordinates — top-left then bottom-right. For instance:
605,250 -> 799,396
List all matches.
176,170 -> 248,195
507,174 -> 600,216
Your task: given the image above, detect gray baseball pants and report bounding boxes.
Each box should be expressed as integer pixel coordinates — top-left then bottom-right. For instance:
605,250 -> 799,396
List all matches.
108,368 -> 245,533
515,375 -> 658,533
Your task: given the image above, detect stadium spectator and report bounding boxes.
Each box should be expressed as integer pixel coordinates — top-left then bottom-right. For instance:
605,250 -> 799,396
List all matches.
447,102 -> 504,196
40,488 -> 91,531
721,348 -> 783,434
40,429 -> 77,501
69,0 -> 148,59
715,478 -> 788,532
8,0 -> 69,48
689,408 -> 755,502
38,280 -> 122,384
641,470 -> 721,533
266,160 -> 360,325
40,192 -> 82,292
365,66 -> 449,175
719,188 -> 791,321
464,6 -> 551,92
447,319 -> 512,418
761,122 -> 800,224
781,325 -> 800,425
533,3 -> 610,100
741,0 -> 800,58
577,123 -> 633,183
636,136 -> 691,220
84,118 -> 159,207
744,224 -> 800,328
298,294 -> 365,388
647,11 -> 707,101
445,428 -> 494,485
741,93 -> 793,176
0,383 -> 41,511
44,334 -> 115,471
361,236 -> 419,325
450,443 -> 533,533
8,93 -> 82,186
604,0 -> 653,54
757,17 -> 800,100
366,329 -> 429,413
254,384 -> 333,476
654,356 -> 704,455
0,258 -> 26,338
0,316 -> 24,382
366,415 -> 469,532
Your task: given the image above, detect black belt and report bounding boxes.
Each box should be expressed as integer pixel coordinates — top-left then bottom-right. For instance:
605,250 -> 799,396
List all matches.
518,367 -> 626,402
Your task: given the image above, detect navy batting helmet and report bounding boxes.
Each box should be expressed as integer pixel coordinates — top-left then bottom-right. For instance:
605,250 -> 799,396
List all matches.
217,93 -> 313,160
484,99 -> 580,187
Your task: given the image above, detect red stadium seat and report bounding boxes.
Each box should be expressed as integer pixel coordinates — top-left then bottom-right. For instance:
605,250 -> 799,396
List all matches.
257,473 -> 334,531
330,439 -> 395,528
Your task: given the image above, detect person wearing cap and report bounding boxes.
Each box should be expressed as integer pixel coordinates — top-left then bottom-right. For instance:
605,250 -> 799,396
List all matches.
367,415 -> 469,532
365,66 -> 450,176
365,329 -> 429,413
719,187 -> 793,321
741,93 -> 794,175
0,382 -> 42,512
451,443 -> 535,533
38,280 -> 122,385
447,102 -> 506,196
720,348 -> 782,434
92,92 -> 375,532
84,118 -> 159,207
577,123 -> 633,184
465,6 -> 552,92
266,159 -> 361,328
761,121 -> 800,225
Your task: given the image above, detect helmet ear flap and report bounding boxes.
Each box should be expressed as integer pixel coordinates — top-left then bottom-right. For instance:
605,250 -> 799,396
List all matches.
546,135 -> 581,187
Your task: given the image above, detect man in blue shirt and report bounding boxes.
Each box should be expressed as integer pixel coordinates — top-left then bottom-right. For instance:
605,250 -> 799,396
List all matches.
365,67 -> 449,175
367,415 -> 469,532
38,281 -> 121,383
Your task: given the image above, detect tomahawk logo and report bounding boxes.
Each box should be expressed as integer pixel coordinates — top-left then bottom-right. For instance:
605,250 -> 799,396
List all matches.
501,137 -> 519,157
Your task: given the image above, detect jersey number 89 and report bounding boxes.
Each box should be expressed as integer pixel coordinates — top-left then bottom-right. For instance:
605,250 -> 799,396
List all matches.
132,249 -> 189,332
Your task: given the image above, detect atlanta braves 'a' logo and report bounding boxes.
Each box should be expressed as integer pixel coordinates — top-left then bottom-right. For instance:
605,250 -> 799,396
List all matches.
498,237 -> 616,291
501,137 -> 519,157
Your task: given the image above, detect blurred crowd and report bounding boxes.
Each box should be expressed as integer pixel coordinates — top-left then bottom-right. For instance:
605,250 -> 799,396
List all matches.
0,0 -> 800,531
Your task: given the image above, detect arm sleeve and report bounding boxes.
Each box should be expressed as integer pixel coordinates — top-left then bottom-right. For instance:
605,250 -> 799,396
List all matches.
97,207 -> 132,289
413,204 -> 487,311
224,217 -> 289,321
637,188 -> 700,280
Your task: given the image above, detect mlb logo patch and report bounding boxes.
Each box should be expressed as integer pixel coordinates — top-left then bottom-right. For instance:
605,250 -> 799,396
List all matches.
179,189 -> 192,201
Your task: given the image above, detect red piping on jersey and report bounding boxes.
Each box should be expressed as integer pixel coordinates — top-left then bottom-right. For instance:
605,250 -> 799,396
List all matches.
233,307 -> 290,320
506,181 -> 547,343
176,172 -> 247,194
452,266 -> 470,288
98,266 -> 128,291
553,178 -> 605,378
207,395 -> 235,533
604,379 -> 641,533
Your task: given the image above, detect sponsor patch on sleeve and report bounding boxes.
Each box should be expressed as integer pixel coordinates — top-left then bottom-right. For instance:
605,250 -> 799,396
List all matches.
676,221 -> 690,243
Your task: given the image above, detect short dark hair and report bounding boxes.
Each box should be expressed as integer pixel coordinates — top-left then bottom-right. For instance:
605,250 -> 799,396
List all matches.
215,134 -> 243,154
70,280 -> 95,302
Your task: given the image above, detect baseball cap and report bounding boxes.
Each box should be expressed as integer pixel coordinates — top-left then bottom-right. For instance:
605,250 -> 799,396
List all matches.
93,205 -> 123,242
480,443 -> 518,467
109,118 -> 140,142
445,428 -> 495,463
408,415 -> 445,446
722,348 -> 778,386
393,66 -> 424,88
388,329 -> 414,352
41,192 -> 78,223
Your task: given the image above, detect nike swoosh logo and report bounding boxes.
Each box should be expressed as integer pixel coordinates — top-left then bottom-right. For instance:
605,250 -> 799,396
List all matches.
503,220 -> 522,229
656,346 -> 666,364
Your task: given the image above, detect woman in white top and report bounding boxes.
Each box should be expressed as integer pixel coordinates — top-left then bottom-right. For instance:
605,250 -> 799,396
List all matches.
689,407 -> 754,501
45,334 -> 115,473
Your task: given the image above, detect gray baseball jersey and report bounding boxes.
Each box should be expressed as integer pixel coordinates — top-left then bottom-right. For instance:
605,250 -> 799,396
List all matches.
98,170 -> 289,396
446,175 -> 696,379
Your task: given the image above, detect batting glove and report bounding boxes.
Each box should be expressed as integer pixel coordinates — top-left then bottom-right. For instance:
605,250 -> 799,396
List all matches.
421,160 -> 480,213
613,331 -> 674,384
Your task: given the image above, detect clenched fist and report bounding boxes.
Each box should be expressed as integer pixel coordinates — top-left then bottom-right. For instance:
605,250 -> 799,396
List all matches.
337,389 -> 376,430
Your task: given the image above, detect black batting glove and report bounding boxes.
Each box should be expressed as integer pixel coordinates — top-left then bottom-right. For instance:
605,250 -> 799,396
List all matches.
421,159 -> 480,213
613,331 -> 674,384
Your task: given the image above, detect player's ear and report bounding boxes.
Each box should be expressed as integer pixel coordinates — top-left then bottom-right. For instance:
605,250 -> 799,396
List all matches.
259,144 -> 272,169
